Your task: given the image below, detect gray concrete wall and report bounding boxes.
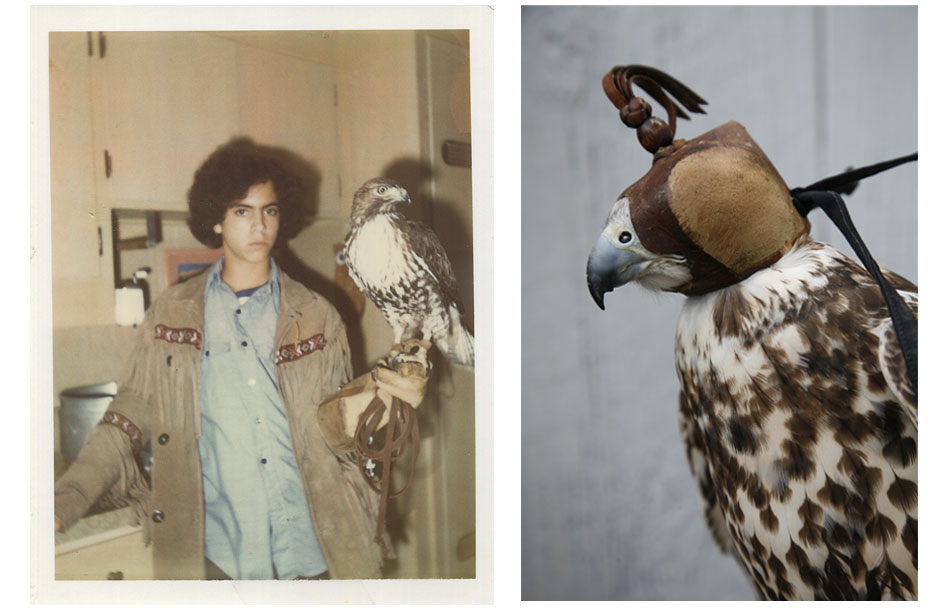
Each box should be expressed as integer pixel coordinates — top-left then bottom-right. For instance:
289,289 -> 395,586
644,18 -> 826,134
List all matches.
521,5 -> 917,600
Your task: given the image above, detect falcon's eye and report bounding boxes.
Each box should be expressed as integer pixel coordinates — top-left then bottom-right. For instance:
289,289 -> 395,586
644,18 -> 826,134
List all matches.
619,231 -> 633,244
377,185 -> 388,194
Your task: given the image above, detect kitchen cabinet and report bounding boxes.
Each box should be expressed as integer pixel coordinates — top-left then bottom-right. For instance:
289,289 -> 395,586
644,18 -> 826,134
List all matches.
234,43 -> 342,218
49,32 -> 116,327
88,31 -> 340,214
89,32 -> 241,211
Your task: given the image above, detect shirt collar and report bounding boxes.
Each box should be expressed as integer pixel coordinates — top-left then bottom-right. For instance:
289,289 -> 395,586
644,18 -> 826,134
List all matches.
204,256 -> 281,306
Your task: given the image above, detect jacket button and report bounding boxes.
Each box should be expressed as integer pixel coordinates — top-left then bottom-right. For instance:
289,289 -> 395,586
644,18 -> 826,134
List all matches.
158,433 -> 170,445
151,509 -> 165,523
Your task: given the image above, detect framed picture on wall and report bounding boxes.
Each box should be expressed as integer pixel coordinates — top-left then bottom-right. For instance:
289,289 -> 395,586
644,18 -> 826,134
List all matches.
164,248 -> 223,287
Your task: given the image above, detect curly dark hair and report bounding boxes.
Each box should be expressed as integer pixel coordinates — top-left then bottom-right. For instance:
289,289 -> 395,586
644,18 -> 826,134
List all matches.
187,137 -> 306,248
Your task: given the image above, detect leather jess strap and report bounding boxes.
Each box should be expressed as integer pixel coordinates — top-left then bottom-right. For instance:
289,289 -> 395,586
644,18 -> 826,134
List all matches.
353,393 -> 420,555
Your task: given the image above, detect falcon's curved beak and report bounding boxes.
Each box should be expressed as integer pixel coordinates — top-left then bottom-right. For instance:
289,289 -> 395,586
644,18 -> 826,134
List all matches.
586,232 -> 649,310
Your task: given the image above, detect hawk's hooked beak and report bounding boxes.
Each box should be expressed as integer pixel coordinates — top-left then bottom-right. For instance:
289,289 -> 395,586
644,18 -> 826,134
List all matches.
586,232 -> 649,310
395,186 -> 411,205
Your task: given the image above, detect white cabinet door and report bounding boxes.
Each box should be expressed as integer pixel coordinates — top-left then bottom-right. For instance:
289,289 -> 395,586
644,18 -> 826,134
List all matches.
235,43 -> 341,218
92,31 -> 240,211
49,32 -> 115,327
94,32 -> 341,215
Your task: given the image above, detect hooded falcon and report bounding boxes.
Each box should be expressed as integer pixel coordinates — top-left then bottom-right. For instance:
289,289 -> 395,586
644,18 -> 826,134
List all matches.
343,177 -> 474,367
586,67 -> 917,600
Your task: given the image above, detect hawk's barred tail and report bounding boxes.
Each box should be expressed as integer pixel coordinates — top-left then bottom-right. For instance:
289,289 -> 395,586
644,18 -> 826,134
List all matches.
440,307 -> 474,367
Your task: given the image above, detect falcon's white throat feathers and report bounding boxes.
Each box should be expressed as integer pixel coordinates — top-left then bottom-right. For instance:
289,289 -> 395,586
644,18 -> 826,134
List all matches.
344,178 -> 474,367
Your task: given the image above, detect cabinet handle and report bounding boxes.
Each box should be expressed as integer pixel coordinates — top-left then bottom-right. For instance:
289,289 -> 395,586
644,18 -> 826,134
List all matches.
104,149 -> 112,178
441,140 -> 471,168
98,32 -> 107,59
97,226 -> 103,256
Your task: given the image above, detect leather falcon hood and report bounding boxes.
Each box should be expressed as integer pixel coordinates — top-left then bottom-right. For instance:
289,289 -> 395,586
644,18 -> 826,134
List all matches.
622,121 -> 808,295
600,65 -> 808,295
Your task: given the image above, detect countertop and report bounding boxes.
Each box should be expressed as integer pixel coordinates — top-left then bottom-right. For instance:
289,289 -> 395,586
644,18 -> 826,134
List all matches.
54,451 -> 142,550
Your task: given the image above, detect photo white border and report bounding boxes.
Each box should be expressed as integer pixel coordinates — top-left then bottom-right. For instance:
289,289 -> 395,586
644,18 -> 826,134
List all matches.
29,4 -> 494,605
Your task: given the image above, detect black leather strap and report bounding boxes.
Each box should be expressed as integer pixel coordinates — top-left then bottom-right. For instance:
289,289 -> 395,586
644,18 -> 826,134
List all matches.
792,153 -> 917,196
790,186 -> 917,398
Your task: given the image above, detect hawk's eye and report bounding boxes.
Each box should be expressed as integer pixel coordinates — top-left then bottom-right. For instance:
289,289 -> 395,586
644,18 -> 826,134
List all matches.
619,231 -> 633,244
377,185 -> 388,194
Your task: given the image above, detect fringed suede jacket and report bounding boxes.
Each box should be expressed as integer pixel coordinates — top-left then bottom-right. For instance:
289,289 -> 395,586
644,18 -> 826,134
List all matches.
54,268 -> 388,579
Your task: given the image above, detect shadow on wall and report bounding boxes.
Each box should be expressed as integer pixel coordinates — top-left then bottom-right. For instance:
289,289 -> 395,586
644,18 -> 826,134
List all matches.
276,247 -> 369,375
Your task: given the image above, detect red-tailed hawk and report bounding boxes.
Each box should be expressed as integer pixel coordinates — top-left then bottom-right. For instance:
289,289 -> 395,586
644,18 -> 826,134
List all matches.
343,177 -> 474,367
586,126 -> 917,599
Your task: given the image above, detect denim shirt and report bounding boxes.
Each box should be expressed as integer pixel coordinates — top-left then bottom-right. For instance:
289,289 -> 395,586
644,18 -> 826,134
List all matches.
198,257 -> 327,579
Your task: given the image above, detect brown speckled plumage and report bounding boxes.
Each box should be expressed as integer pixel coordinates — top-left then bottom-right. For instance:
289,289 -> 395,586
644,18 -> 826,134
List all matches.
675,235 -> 917,599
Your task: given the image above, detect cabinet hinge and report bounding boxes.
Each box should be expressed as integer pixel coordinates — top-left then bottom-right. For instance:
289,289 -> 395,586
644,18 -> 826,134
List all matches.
104,149 -> 112,178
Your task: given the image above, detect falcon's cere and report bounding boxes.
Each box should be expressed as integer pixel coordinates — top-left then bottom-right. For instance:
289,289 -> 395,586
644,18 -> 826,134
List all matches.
344,178 -> 474,367
586,67 -> 917,600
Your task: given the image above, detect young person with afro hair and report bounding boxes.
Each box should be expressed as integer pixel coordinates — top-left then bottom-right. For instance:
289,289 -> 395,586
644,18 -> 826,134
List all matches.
54,138 -> 418,580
